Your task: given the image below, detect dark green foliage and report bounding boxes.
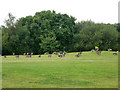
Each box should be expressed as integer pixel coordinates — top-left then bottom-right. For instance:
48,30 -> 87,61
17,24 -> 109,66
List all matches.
2,11 -> 76,55
1,11 -> 119,55
73,23 -> 118,51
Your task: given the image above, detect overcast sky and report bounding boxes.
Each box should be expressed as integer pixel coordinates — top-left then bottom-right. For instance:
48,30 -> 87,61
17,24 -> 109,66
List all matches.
0,0 -> 119,26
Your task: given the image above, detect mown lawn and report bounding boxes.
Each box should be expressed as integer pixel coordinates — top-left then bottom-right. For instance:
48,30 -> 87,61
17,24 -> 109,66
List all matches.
2,51 -> 118,88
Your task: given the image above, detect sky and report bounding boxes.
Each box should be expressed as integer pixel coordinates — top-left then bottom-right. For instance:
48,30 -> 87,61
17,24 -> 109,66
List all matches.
0,0 -> 119,26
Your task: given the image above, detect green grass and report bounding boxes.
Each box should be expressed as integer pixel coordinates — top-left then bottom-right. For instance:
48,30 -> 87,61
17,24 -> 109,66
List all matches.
2,51 -> 118,88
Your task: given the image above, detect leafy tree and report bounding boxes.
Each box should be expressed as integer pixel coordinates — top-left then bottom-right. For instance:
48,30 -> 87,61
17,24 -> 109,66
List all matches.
73,23 -> 118,51
1,11 -> 119,55
40,32 -> 60,53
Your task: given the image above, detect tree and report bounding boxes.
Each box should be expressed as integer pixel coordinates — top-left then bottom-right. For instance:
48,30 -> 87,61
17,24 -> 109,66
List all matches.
73,22 -> 118,51
40,32 -> 60,53
18,10 -> 76,53
1,11 -> 119,55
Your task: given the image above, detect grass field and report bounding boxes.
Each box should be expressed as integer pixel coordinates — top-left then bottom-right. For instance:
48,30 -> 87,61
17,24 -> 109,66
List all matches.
2,51 -> 118,88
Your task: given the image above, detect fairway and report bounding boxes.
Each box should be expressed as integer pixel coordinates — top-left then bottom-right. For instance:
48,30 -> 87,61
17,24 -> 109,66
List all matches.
2,51 -> 118,88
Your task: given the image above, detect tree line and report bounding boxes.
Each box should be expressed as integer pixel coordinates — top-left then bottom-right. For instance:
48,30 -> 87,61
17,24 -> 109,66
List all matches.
1,10 -> 119,55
